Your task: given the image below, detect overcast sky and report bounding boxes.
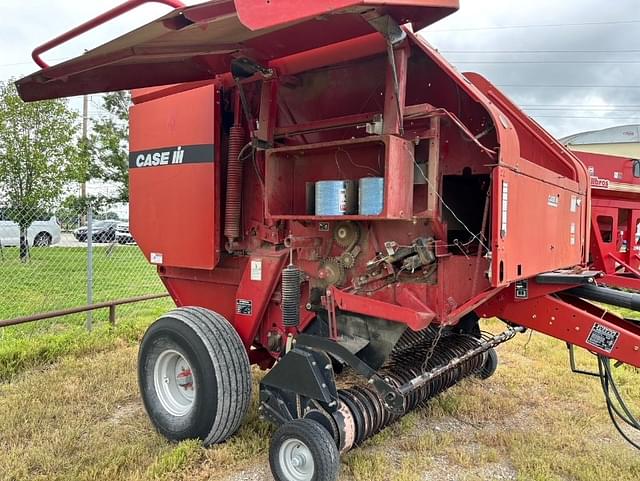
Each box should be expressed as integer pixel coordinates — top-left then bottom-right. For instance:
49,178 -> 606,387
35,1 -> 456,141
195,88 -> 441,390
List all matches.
0,0 -> 638,139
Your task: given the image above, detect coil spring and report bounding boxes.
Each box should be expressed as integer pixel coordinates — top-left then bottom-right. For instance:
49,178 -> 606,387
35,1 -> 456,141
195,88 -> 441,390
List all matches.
281,265 -> 301,327
224,124 -> 245,243
338,334 -> 486,448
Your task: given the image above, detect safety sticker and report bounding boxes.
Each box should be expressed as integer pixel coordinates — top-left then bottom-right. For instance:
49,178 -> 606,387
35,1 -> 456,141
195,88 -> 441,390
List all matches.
250,259 -> 262,281
586,323 -> 620,353
236,299 -> 253,316
150,252 -> 163,264
515,280 -> 528,299
547,195 -> 559,208
319,222 -> 330,232
500,181 -> 508,239
570,195 -> 578,213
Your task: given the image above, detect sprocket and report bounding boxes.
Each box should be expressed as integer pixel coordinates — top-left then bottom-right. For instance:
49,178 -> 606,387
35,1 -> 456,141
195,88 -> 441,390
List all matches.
318,257 -> 346,287
333,221 -> 361,248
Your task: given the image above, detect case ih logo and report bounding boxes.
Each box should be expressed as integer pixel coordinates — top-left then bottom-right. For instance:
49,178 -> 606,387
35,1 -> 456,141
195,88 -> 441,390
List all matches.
129,144 -> 215,168
590,176 -> 610,189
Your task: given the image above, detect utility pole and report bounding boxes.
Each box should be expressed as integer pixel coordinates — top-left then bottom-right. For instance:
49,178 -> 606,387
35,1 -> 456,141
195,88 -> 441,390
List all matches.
81,93 -> 89,199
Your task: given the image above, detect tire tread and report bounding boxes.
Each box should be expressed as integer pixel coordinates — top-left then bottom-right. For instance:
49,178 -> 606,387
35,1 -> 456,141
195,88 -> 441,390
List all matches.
269,418 -> 340,481
153,306 -> 251,445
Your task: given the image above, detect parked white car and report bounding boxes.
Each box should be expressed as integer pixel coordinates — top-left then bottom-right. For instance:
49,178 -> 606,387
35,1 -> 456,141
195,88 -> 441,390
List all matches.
0,213 -> 61,247
116,222 -> 135,244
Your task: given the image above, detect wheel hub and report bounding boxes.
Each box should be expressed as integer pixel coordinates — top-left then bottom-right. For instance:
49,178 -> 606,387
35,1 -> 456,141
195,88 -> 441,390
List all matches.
278,438 -> 314,481
153,349 -> 196,417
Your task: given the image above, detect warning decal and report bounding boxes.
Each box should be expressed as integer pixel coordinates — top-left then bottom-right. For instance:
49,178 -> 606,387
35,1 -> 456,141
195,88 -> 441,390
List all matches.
236,299 -> 253,316
586,323 -> 620,353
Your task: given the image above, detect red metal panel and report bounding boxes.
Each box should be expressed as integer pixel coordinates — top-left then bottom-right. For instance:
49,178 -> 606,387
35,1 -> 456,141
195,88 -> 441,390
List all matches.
599,274 -> 640,291
491,166 -> 586,286
575,151 -> 640,192
233,250 -> 289,346
330,287 -> 435,331
129,83 -> 220,269
235,0 -> 458,31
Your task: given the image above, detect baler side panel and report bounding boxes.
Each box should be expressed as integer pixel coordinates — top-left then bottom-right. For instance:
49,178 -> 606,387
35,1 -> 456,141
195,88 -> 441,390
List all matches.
129,83 -> 220,269
492,167 -> 586,283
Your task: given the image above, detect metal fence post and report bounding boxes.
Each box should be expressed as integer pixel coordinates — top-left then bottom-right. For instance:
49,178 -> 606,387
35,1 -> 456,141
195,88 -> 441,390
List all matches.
86,205 -> 94,331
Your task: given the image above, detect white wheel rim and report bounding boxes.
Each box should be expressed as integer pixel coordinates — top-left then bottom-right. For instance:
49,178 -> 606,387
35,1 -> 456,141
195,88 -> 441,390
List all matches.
278,438 -> 315,481
153,349 -> 196,416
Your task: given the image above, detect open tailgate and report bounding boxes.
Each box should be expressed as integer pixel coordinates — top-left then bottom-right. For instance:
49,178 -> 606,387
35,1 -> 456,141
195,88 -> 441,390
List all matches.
16,0 -> 458,101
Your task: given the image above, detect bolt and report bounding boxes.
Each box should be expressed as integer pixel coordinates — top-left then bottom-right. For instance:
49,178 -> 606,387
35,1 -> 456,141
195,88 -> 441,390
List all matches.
551,316 -> 556,321
312,361 -> 317,366
634,346 -> 639,352
328,401 -> 337,407
532,314 -> 537,319
306,303 -> 312,310
321,383 -> 327,388
575,326 -> 580,331
325,364 -> 332,370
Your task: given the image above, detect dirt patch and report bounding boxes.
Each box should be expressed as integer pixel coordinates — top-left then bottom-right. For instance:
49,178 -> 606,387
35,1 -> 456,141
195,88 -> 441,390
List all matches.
108,400 -> 144,426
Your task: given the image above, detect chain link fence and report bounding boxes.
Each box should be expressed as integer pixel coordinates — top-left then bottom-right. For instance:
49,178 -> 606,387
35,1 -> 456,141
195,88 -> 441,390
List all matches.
0,204 -> 169,330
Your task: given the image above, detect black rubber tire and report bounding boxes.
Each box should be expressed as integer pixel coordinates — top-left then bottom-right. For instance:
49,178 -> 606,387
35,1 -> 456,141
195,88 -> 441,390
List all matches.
478,348 -> 499,380
270,418 -> 340,481
33,232 -> 52,247
138,306 -> 251,445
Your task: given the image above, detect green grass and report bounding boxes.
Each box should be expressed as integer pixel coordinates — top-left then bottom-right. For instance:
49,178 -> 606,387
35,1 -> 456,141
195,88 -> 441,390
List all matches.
0,318 -> 639,481
0,245 -> 164,320
0,245 -> 171,381
0,303 -> 170,382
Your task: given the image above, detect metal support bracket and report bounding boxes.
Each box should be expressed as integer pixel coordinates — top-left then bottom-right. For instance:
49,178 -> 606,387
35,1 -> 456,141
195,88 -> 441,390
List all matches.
295,333 -> 405,413
366,14 -> 407,136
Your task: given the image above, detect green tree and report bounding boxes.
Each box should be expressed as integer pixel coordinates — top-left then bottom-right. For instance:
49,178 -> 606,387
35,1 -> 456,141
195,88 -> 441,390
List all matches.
0,80 -> 80,260
89,91 -> 131,203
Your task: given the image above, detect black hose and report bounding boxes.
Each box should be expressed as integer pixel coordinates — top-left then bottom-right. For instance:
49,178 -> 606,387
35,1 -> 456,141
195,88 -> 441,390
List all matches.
567,284 -> 640,312
597,355 -> 640,450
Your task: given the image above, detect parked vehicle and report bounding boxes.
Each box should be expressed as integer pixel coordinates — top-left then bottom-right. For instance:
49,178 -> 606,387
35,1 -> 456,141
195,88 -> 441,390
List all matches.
73,220 -> 119,243
0,211 -> 61,247
116,222 -> 136,244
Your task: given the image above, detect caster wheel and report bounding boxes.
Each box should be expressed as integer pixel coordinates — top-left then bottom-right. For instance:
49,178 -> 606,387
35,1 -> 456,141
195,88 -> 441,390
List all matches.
478,348 -> 499,380
269,418 -> 340,481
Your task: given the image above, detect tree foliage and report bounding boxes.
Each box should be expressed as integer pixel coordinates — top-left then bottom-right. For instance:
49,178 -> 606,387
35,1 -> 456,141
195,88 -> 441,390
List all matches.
89,91 -> 131,203
0,80 -> 80,227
